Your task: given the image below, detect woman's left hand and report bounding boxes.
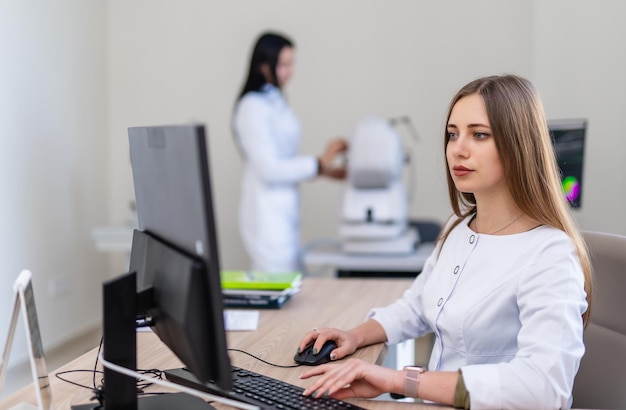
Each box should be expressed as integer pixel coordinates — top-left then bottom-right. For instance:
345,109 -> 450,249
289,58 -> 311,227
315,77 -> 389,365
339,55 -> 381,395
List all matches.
300,359 -> 403,400
318,138 -> 348,180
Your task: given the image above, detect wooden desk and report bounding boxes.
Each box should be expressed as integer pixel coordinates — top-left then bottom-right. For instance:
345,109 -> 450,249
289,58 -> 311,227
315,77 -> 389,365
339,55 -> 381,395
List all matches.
0,277 -> 447,409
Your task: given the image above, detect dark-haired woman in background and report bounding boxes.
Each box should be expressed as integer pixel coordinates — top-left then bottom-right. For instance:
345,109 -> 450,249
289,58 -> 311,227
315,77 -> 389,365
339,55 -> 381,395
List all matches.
233,32 -> 347,273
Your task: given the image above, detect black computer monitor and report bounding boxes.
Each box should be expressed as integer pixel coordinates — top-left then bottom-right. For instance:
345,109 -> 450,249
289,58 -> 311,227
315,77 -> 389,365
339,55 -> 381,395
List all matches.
74,124 -> 233,410
548,119 -> 587,208
128,123 -> 231,391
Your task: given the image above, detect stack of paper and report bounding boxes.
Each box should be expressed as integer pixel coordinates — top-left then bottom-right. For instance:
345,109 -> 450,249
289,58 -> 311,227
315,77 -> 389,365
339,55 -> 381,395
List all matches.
220,271 -> 302,309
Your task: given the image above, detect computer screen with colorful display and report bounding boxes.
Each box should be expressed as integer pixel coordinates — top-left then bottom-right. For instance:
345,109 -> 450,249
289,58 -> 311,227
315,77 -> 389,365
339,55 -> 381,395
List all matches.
548,119 -> 587,208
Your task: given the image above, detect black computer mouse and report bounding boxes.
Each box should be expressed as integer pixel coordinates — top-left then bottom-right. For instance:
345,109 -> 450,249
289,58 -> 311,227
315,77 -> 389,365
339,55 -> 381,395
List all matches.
294,340 -> 338,366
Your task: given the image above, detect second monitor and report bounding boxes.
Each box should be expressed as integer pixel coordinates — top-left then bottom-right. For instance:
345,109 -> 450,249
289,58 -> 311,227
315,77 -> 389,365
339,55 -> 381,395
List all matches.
548,118 -> 587,209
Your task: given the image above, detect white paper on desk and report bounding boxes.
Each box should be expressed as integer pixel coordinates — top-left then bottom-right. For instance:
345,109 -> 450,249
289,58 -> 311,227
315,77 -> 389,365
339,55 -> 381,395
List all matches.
224,309 -> 259,331
136,326 -> 154,332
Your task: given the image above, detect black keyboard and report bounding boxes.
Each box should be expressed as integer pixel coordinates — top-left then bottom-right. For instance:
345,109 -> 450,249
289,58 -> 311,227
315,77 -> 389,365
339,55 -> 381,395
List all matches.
165,366 -> 368,410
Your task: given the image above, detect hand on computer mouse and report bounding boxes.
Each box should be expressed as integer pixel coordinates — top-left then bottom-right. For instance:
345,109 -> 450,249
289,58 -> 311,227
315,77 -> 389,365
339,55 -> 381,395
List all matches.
295,327 -> 358,363
294,340 -> 338,365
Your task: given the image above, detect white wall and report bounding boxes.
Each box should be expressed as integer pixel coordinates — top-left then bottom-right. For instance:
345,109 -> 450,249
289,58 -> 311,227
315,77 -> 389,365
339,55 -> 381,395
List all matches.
106,0 -> 535,271
107,0 -> 626,272
532,0 -> 626,233
0,0 -> 108,374
2,0 -> 625,382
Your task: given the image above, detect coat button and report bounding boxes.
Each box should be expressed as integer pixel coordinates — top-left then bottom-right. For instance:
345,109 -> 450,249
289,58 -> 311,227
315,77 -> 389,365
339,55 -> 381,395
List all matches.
437,298 -> 443,306
453,265 -> 460,274
469,235 -> 475,244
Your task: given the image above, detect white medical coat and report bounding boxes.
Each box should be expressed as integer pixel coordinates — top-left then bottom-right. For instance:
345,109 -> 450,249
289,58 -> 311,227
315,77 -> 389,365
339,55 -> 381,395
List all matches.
369,215 -> 587,409
233,84 -> 317,272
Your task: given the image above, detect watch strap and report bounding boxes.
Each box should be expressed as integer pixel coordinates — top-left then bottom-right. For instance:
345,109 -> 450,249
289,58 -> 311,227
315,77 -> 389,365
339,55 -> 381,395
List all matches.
403,366 -> 425,398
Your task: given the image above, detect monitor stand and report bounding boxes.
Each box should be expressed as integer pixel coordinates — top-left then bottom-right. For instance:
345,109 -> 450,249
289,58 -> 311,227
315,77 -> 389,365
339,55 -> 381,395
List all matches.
71,272 -> 215,410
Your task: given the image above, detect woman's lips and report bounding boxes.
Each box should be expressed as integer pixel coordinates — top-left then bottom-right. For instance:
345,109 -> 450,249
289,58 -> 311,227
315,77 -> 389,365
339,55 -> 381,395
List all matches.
453,166 -> 472,177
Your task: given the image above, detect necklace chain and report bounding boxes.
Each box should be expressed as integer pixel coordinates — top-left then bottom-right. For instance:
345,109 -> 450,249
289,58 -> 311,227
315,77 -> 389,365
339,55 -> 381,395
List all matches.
476,213 -> 523,235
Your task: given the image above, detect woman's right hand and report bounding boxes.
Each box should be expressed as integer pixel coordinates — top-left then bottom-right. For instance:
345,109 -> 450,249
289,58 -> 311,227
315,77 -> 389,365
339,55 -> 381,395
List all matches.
296,327 -> 359,361
300,359 -> 403,400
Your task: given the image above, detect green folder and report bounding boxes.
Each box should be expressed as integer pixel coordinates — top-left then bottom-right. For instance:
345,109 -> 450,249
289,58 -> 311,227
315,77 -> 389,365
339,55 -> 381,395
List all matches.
220,270 -> 302,291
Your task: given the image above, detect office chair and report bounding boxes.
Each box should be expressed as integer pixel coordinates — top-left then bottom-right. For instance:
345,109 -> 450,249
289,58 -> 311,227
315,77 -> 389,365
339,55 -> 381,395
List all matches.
572,230 -> 626,409
408,219 -> 443,243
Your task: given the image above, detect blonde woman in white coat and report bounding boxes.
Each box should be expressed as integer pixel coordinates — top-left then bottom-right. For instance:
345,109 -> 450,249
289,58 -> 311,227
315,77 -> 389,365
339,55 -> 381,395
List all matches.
297,75 -> 593,409
233,32 -> 347,273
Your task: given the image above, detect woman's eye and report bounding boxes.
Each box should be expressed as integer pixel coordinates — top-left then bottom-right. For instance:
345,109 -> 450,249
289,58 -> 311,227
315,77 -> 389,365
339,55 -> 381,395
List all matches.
448,132 -> 458,140
475,132 -> 489,139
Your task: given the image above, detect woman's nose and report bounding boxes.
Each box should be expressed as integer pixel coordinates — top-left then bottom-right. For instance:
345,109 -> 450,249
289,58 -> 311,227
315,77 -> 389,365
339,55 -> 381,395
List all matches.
450,134 -> 469,156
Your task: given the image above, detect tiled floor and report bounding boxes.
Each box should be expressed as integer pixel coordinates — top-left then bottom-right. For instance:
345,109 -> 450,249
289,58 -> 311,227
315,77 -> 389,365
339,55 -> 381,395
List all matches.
1,326 -> 102,401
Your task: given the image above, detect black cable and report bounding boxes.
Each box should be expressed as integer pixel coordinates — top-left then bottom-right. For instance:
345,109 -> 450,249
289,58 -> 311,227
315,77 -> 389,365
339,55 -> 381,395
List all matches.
56,335 -> 299,401
135,368 -> 163,392
54,333 -> 170,402
227,348 -> 301,368
55,369 -> 105,404
55,369 -> 103,391
93,334 -> 103,391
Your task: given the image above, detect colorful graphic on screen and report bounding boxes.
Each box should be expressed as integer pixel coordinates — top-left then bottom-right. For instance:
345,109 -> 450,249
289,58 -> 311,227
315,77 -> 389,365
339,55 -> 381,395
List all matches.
549,119 -> 586,209
562,175 -> 580,203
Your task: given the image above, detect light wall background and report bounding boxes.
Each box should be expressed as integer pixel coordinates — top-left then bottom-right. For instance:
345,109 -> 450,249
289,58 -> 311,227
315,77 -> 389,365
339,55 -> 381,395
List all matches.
1,0 -> 625,381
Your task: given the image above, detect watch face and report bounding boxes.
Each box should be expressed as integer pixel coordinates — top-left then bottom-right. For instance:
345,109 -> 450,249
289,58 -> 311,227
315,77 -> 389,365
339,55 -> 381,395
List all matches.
403,365 -> 425,372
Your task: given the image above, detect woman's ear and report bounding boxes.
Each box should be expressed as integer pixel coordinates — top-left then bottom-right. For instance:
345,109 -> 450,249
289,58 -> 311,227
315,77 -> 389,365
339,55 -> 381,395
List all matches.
260,63 -> 274,83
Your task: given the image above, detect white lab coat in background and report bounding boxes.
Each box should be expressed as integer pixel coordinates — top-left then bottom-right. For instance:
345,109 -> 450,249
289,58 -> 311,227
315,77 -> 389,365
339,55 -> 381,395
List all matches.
233,84 -> 317,272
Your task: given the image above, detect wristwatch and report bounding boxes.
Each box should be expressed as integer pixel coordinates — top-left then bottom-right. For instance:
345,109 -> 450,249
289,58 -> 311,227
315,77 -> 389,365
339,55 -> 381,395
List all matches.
403,365 -> 426,398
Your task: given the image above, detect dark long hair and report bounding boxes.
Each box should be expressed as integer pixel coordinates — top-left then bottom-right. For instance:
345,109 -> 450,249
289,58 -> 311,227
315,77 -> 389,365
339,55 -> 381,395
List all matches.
237,32 -> 294,100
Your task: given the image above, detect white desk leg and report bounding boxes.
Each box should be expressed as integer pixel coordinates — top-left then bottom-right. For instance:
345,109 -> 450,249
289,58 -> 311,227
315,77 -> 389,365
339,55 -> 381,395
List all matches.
379,338 -> 415,370
395,338 -> 415,369
376,339 -> 416,402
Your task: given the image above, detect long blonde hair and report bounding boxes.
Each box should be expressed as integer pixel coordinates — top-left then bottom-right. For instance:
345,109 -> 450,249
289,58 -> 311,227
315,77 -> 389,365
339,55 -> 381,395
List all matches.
440,75 -> 592,325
